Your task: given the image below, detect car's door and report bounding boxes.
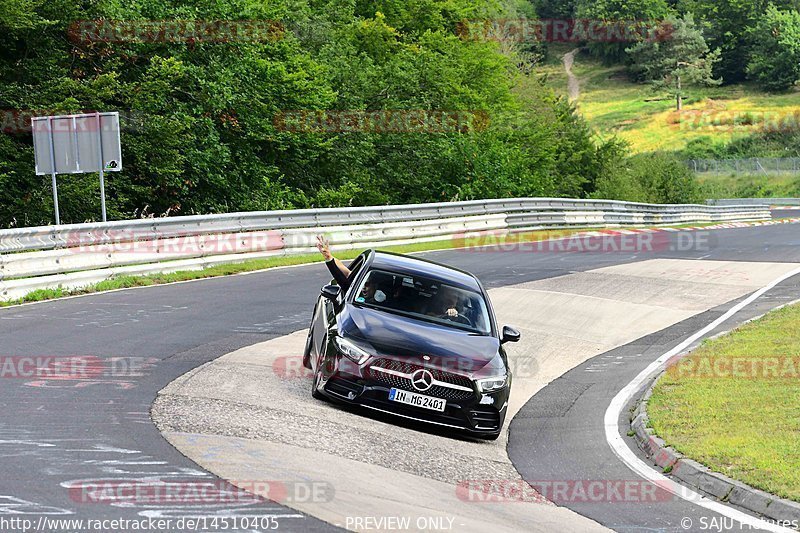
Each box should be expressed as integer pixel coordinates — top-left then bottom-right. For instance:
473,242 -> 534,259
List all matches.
312,251 -> 369,358
310,296 -> 326,360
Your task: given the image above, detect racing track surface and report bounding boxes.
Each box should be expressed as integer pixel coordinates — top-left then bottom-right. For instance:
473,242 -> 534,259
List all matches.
1,216 -> 799,532
508,275 -> 800,532
772,208 -> 800,220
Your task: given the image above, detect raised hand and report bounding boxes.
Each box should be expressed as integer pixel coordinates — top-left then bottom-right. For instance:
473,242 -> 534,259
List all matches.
316,234 -> 332,261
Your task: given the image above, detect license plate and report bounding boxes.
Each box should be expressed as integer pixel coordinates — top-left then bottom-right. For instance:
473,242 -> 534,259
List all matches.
388,388 -> 446,412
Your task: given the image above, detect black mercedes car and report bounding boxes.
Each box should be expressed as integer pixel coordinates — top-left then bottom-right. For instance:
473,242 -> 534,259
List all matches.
303,250 -> 520,440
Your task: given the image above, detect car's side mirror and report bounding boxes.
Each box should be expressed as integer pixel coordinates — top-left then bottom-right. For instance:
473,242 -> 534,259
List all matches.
321,285 -> 341,301
501,325 -> 521,344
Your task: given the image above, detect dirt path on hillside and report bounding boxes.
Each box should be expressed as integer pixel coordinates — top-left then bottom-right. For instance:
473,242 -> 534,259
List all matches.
563,48 -> 581,101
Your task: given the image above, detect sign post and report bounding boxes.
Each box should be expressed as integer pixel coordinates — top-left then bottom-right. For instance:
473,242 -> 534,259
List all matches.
32,111 -> 122,224
95,112 -> 108,222
46,116 -> 61,225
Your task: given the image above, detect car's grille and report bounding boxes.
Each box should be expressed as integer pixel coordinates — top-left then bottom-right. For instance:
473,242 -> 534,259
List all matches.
370,359 -> 474,388
368,359 -> 475,401
469,407 -> 501,430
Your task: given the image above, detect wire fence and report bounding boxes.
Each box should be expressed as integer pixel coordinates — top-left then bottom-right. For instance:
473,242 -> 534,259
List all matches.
707,198 -> 800,206
688,158 -> 800,174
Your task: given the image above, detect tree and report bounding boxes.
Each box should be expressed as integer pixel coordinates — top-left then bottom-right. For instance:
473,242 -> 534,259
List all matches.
676,0 -> 800,83
0,0 -> 43,30
0,0 -> 660,226
626,14 -> 720,110
533,0 -> 577,19
747,5 -> 800,91
575,0 -> 672,63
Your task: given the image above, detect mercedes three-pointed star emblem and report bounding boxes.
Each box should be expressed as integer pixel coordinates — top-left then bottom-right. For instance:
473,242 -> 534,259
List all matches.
411,369 -> 434,392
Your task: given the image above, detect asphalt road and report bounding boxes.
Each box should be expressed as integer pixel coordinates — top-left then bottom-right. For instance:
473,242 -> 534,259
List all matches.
771,208 -> 800,220
1,221 -> 799,531
508,279 -> 800,533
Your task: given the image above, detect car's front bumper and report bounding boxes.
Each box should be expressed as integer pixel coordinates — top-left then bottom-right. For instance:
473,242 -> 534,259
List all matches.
317,356 -> 509,438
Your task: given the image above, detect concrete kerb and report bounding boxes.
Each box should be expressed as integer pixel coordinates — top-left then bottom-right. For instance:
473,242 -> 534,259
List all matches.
628,301 -> 800,524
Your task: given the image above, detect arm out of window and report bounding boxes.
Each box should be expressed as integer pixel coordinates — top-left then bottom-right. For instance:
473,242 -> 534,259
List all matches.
326,258 -> 351,290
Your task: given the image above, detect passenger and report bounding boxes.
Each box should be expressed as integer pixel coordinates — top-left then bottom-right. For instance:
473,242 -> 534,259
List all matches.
316,235 -> 387,304
356,278 -> 388,305
316,234 -> 351,289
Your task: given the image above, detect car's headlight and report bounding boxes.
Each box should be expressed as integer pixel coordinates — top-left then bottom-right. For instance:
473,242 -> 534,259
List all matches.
334,337 -> 371,365
477,375 -> 508,393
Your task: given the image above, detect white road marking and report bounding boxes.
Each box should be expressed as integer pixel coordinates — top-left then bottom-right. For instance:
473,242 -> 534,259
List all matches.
604,265 -> 800,533
0,440 -> 55,447
0,495 -> 72,515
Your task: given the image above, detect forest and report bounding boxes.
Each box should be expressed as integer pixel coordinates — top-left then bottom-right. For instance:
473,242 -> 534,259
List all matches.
1,0 -> 798,226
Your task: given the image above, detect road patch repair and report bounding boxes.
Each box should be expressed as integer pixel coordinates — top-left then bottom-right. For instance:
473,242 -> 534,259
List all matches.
152,258 -> 800,531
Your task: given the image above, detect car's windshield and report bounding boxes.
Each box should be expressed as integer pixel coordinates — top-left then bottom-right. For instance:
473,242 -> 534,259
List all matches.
352,268 -> 492,335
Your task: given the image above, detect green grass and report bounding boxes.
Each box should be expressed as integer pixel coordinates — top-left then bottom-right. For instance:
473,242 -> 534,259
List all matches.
699,172 -> 800,199
0,222 -> 734,308
648,303 -> 800,502
537,49 -> 800,153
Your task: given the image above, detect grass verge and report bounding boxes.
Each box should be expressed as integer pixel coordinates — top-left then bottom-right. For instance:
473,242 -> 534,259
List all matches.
648,302 -> 800,502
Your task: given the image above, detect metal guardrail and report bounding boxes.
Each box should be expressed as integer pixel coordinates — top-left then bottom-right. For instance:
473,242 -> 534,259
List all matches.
0,198 -> 772,253
0,198 -> 772,302
708,198 -> 800,206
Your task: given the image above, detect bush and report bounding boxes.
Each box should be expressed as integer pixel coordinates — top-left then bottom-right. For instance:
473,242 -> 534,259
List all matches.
681,136 -> 730,159
593,152 -> 702,204
683,130 -> 800,160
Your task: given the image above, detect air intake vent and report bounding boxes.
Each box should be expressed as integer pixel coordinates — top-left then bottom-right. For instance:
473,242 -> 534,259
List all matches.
469,407 -> 500,430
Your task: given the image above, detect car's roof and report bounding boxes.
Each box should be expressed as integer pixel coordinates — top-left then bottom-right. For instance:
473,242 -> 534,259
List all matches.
368,251 -> 482,292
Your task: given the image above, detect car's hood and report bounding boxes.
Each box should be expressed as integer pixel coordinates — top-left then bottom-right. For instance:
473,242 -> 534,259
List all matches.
339,303 -> 501,374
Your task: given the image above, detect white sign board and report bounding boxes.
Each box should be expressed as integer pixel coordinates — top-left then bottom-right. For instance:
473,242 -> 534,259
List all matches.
32,112 -> 122,175
31,111 -> 122,224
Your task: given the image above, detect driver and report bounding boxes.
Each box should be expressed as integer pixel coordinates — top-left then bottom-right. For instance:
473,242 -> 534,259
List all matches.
427,287 -> 460,318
